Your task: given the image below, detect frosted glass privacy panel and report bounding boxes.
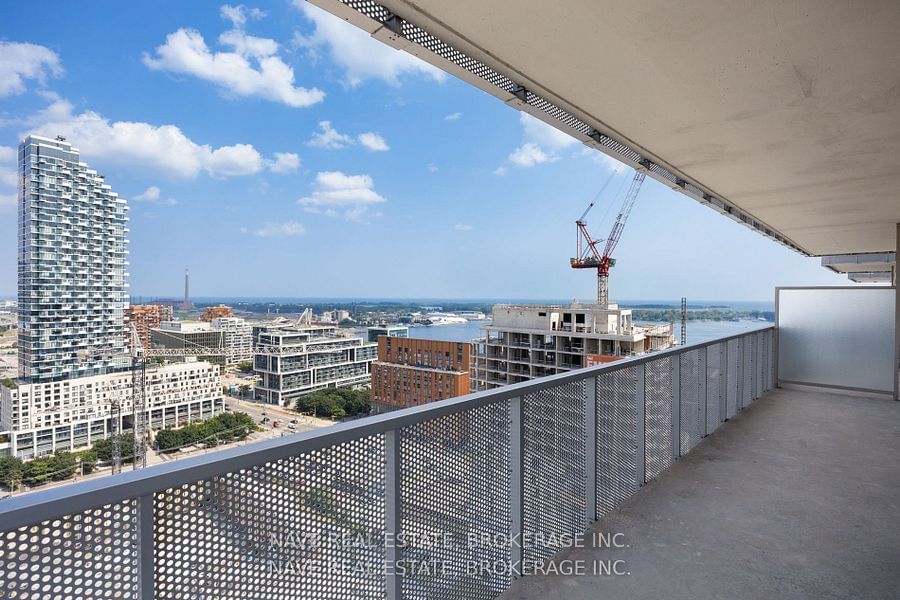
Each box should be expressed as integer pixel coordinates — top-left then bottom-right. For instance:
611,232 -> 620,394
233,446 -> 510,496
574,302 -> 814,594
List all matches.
777,288 -> 895,393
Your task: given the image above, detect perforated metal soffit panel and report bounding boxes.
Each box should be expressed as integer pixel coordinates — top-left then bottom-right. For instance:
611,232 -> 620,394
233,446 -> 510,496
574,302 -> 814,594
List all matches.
311,0 -> 810,256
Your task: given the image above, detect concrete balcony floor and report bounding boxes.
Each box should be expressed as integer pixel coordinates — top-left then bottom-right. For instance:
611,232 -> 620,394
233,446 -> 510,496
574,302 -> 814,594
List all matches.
503,387 -> 900,600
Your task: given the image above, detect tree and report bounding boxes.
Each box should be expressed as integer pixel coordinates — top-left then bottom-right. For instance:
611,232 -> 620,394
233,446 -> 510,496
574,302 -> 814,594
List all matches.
294,387 -> 371,419
238,384 -> 251,398
0,456 -> 23,488
93,433 -> 135,464
50,451 -> 77,481
80,450 -> 98,475
155,428 -> 183,451
237,360 -> 253,373
23,456 -> 55,486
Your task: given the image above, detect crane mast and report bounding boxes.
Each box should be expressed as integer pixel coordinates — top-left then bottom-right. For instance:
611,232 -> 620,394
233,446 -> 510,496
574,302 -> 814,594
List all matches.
571,170 -> 646,307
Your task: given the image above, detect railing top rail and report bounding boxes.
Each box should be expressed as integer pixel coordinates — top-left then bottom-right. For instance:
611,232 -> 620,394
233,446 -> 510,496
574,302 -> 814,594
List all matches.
0,325 -> 773,529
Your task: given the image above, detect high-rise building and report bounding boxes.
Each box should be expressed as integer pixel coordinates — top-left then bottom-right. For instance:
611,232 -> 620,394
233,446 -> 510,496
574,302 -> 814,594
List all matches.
200,305 -> 233,321
0,135 -> 224,460
253,325 -> 376,405
126,304 -> 173,349
473,303 -> 675,390
371,337 -> 471,412
17,135 -> 129,382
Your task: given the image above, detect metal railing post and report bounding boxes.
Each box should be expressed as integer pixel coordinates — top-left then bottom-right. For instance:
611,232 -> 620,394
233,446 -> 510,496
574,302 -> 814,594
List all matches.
509,396 -> 524,578
756,332 -> 764,398
737,338 -> 744,410
671,357 -> 681,458
699,348 -> 708,436
138,494 -> 154,600
719,343 -> 727,421
585,378 -> 597,524
635,363 -> 646,486
385,429 -> 402,600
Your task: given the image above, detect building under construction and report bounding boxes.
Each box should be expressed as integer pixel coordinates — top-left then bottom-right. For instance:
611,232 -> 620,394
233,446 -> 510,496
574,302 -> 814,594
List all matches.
473,303 -> 674,390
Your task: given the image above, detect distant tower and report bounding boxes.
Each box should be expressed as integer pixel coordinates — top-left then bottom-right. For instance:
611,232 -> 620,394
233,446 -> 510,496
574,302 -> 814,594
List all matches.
182,269 -> 193,310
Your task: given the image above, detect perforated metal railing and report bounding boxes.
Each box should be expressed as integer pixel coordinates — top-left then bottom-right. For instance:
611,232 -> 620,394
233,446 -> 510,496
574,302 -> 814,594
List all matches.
0,327 -> 774,600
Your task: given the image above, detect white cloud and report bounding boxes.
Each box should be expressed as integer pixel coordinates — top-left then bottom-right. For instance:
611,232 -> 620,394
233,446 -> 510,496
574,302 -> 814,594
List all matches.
583,148 -> 626,173
308,120 -> 354,149
133,186 -> 177,205
357,132 -> 389,152
0,145 -> 16,187
220,5 -> 266,28
26,95 -> 291,179
239,226 -> 248,233
453,223 -> 474,231
299,171 -> 386,220
445,112 -> 462,121
0,42 -> 62,97
508,143 -> 554,167
308,121 -> 389,152
143,8 -> 324,108
294,2 -> 445,87
519,113 -> 577,150
268,151 -> 300,174
426,163 -> 438,173
497,112 -> 624,173
254,221 -> 306,237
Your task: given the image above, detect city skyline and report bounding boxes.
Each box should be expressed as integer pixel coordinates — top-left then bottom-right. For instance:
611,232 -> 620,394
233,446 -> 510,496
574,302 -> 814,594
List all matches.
0,2 -> 849,302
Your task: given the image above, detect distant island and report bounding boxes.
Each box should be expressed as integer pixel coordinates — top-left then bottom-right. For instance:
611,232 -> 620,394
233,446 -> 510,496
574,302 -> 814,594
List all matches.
629,308 -> 774,322
183,300 -> 773,324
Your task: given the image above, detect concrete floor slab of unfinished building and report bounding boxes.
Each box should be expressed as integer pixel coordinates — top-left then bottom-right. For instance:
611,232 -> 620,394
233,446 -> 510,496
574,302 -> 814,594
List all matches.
502,387 -> 900,600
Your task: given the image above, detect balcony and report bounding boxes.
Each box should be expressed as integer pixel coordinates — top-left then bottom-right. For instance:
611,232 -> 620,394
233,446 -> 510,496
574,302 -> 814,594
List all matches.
503,384 -> 900,599
0,327 -> 782,598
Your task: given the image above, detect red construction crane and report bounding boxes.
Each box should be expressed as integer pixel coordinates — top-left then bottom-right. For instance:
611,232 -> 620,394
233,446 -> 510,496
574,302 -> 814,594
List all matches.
571,169 -> 647,306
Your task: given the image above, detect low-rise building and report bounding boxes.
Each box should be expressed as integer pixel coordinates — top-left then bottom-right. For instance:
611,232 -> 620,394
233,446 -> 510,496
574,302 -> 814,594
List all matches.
253,325 -> 376,406
473,303 -> 674,390
0,361 -> 222,459
371,337 -> 471,412
151,321 -> 225,364
367,325 -> 409,343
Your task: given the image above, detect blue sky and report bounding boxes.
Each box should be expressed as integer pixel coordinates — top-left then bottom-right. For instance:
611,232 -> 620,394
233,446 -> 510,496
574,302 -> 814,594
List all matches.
0,1 -> 847,301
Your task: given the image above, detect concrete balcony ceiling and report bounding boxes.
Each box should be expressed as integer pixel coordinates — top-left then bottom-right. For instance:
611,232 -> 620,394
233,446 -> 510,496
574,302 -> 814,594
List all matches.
315,0 -> 900,255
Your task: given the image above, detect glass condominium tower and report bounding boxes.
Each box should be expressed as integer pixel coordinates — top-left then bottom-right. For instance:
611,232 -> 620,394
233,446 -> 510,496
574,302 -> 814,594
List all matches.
18,135 -> 129,382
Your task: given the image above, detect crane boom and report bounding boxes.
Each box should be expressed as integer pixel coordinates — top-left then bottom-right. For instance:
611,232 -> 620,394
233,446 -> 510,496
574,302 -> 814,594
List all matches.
571,169 -> 646,307
603,171 -> 646,258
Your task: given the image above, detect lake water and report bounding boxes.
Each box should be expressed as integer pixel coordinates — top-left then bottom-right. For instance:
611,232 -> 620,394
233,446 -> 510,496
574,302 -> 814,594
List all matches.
400,318 -> 768,345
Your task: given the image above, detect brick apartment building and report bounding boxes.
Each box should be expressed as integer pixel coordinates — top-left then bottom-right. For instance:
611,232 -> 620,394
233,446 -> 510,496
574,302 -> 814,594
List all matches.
126,304 -> 174,349
371,337 -> 471,411
200,304 -> 233,321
